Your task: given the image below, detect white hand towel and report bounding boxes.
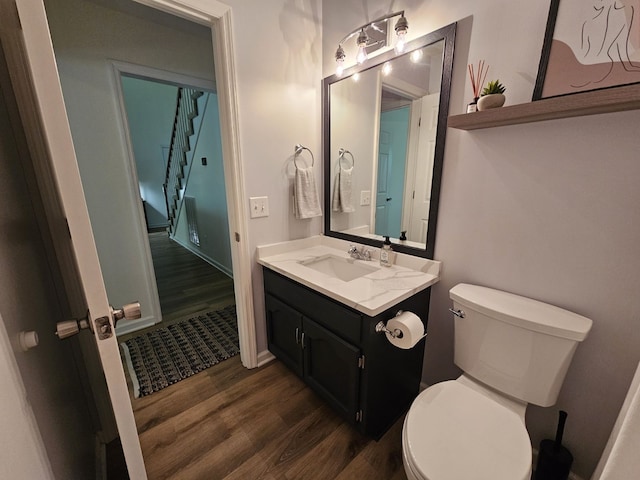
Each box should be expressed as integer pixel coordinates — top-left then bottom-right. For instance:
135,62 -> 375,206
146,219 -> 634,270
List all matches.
331,166 -> 354,213
294,166 -> 322,219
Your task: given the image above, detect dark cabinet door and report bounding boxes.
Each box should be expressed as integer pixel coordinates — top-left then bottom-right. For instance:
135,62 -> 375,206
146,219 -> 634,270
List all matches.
302,317 -> 361,423
266,294 -> 303,377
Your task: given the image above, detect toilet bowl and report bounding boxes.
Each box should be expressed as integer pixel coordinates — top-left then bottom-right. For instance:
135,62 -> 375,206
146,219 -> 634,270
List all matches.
402,283 -> 592,480
402,378 -> 531,480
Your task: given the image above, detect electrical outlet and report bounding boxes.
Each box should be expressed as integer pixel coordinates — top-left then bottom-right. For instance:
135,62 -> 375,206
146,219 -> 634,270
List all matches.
360,190 -> 371,206
249,196 -> 269,218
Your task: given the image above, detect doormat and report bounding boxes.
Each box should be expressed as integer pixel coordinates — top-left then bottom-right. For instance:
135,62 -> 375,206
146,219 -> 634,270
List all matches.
120,305 -> 239,398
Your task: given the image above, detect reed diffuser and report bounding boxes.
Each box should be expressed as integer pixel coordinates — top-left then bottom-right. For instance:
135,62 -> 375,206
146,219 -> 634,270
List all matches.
467,60 -> 489,113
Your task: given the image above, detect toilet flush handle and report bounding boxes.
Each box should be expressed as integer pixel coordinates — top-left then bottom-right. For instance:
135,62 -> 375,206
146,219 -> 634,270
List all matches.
448,308 -> 465,318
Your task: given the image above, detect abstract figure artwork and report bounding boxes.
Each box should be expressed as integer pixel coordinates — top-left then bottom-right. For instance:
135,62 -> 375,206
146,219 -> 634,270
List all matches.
534,0 -> 640,99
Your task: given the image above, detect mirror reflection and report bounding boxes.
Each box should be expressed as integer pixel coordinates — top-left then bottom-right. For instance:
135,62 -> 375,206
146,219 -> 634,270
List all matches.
323,24 -> 456,258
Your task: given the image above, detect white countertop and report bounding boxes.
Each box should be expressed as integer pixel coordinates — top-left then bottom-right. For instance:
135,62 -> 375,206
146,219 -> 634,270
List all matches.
257,235 -> 441,317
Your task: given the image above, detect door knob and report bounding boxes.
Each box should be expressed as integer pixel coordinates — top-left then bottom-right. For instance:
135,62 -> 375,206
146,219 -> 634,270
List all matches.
55,317 -> 90,339
111,301 -> 141,325
55,301 -> 141,340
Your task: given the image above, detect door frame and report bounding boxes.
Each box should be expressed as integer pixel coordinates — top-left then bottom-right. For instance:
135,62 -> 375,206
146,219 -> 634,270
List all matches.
131,0 -> 258,369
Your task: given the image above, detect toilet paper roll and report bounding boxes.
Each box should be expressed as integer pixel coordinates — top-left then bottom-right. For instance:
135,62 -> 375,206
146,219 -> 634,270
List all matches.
385,311 -> 425,349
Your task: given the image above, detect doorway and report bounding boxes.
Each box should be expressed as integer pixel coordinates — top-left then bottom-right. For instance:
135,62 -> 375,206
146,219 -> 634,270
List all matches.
118,72 -> 236,325
43,0 -> 257,370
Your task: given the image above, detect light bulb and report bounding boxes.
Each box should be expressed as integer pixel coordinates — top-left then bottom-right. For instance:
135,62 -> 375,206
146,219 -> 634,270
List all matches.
382,62 -> 392,76
356,29 -> 368,64
335,45 -> 346,76
394,15 -> 409,54
395,29 -> 407,53
356,44 -> 368,64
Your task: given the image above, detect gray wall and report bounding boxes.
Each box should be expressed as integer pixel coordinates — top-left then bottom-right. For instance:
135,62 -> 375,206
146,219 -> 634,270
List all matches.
121,76 -> 177,229
323,1 -> 640,478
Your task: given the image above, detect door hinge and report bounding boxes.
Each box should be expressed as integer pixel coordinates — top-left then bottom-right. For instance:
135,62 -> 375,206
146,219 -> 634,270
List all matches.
358,355 -> 365,369
355,410 -> 363,422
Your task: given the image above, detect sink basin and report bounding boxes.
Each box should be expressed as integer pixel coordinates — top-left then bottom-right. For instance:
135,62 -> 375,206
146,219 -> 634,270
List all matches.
299,254 -> 378,282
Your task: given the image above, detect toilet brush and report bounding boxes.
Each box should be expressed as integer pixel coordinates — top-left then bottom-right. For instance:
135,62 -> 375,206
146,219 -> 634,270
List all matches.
534,410 -> 573,480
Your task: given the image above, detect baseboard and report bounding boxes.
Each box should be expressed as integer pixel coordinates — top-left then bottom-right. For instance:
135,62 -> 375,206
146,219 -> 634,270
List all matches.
170,235 -> 233,278
257,349 -> 275,367
114,314 -> 158,336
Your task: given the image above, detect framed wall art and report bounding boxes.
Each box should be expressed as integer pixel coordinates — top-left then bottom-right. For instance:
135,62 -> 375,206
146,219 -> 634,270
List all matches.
533,0 -> 640,100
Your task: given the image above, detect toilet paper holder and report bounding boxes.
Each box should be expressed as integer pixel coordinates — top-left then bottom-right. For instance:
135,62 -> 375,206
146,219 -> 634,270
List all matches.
375,320 -> 404,338
375,310 -> 427,341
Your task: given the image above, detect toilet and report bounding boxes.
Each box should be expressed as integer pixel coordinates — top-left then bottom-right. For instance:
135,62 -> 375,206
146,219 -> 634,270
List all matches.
402,283 -> 593,480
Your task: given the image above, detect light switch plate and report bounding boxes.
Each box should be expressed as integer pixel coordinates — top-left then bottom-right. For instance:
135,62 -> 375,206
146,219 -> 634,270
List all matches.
249,196 -> 269,218
360,190 -> 371,206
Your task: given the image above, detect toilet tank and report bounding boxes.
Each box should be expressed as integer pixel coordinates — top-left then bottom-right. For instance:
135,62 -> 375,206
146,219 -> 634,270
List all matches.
449,284 -> 592,407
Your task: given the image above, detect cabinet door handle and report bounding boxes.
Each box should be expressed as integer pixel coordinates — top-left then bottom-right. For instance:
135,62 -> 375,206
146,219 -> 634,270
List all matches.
301,332 -> 305,348
295,327 -> 299,344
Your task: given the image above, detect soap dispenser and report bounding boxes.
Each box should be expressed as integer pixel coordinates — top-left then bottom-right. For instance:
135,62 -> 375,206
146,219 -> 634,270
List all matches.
379,236 -> 395,267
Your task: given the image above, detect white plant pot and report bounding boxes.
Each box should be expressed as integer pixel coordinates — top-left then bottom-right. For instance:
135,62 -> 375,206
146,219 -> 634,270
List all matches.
477,93 -> 505,111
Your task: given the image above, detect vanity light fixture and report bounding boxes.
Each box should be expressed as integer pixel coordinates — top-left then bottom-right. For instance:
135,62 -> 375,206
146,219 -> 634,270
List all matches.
334,11 -> 409,76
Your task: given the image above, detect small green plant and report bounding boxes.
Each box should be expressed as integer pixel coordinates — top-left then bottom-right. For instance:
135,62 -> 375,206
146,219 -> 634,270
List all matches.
481,80 -> 506,96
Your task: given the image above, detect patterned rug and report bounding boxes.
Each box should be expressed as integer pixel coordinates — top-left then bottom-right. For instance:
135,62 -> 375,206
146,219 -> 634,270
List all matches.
120,305 -> 239,398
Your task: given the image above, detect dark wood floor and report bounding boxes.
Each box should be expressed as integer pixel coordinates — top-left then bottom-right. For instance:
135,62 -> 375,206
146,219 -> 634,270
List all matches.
132,356 -> 407,480
114,233 -> 407,479
149,232 -> 235,324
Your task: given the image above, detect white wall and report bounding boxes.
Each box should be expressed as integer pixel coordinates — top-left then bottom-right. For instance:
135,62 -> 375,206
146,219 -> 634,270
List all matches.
121,76 -> 177,229
323,1 -> 640,478
222,0 -> 323,352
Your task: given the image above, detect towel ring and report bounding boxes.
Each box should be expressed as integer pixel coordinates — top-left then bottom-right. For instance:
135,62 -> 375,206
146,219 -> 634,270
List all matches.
338,148 -> 354,169
294,144 -> 314,169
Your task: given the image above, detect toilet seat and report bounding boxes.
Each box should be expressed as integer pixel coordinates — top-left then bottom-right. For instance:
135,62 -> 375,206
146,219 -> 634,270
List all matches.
403,380 -> 532,480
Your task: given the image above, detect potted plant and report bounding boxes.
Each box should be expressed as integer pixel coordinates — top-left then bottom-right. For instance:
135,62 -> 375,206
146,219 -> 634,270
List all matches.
477,80 -> 506,111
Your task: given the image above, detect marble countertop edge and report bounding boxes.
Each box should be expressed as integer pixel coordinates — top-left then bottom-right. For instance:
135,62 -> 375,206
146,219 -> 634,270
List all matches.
257,236 -> 441,317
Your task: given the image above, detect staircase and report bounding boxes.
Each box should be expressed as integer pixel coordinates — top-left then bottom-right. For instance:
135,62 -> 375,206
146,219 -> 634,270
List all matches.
163,87 -> 204,234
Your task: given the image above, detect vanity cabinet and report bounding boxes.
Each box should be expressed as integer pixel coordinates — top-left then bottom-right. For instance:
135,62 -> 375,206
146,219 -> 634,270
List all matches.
263,267 -> 431,439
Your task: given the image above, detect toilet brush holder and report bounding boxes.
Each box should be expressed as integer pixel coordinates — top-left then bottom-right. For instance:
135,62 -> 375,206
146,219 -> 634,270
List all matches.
534,410 -> 573,480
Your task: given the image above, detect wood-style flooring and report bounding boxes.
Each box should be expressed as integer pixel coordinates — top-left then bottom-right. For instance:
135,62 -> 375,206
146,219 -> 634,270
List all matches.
132,356 -> 407,480
148,232 -> 235,324
114,233 -> 407,479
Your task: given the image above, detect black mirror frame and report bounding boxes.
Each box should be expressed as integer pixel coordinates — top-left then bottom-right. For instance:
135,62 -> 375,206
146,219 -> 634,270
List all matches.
322,22 -> 456,259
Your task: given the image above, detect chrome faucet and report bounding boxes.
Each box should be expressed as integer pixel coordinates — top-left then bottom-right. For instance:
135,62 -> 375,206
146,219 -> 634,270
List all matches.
348,245 -> 371,261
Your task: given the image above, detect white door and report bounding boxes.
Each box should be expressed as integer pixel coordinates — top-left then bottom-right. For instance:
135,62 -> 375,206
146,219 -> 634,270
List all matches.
5,0 -> 147,477
375,129 -> 391,236
407,93 -> 439,242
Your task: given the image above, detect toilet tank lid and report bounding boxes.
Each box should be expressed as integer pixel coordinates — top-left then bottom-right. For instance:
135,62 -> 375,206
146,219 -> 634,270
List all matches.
450,283 -> 593,341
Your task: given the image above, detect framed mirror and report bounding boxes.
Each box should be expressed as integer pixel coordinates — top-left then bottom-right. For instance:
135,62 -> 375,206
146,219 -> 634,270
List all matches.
323,22 -> 456,258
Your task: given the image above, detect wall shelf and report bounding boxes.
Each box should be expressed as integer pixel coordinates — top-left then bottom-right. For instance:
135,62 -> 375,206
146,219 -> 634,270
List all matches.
448,83 -> 640,130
